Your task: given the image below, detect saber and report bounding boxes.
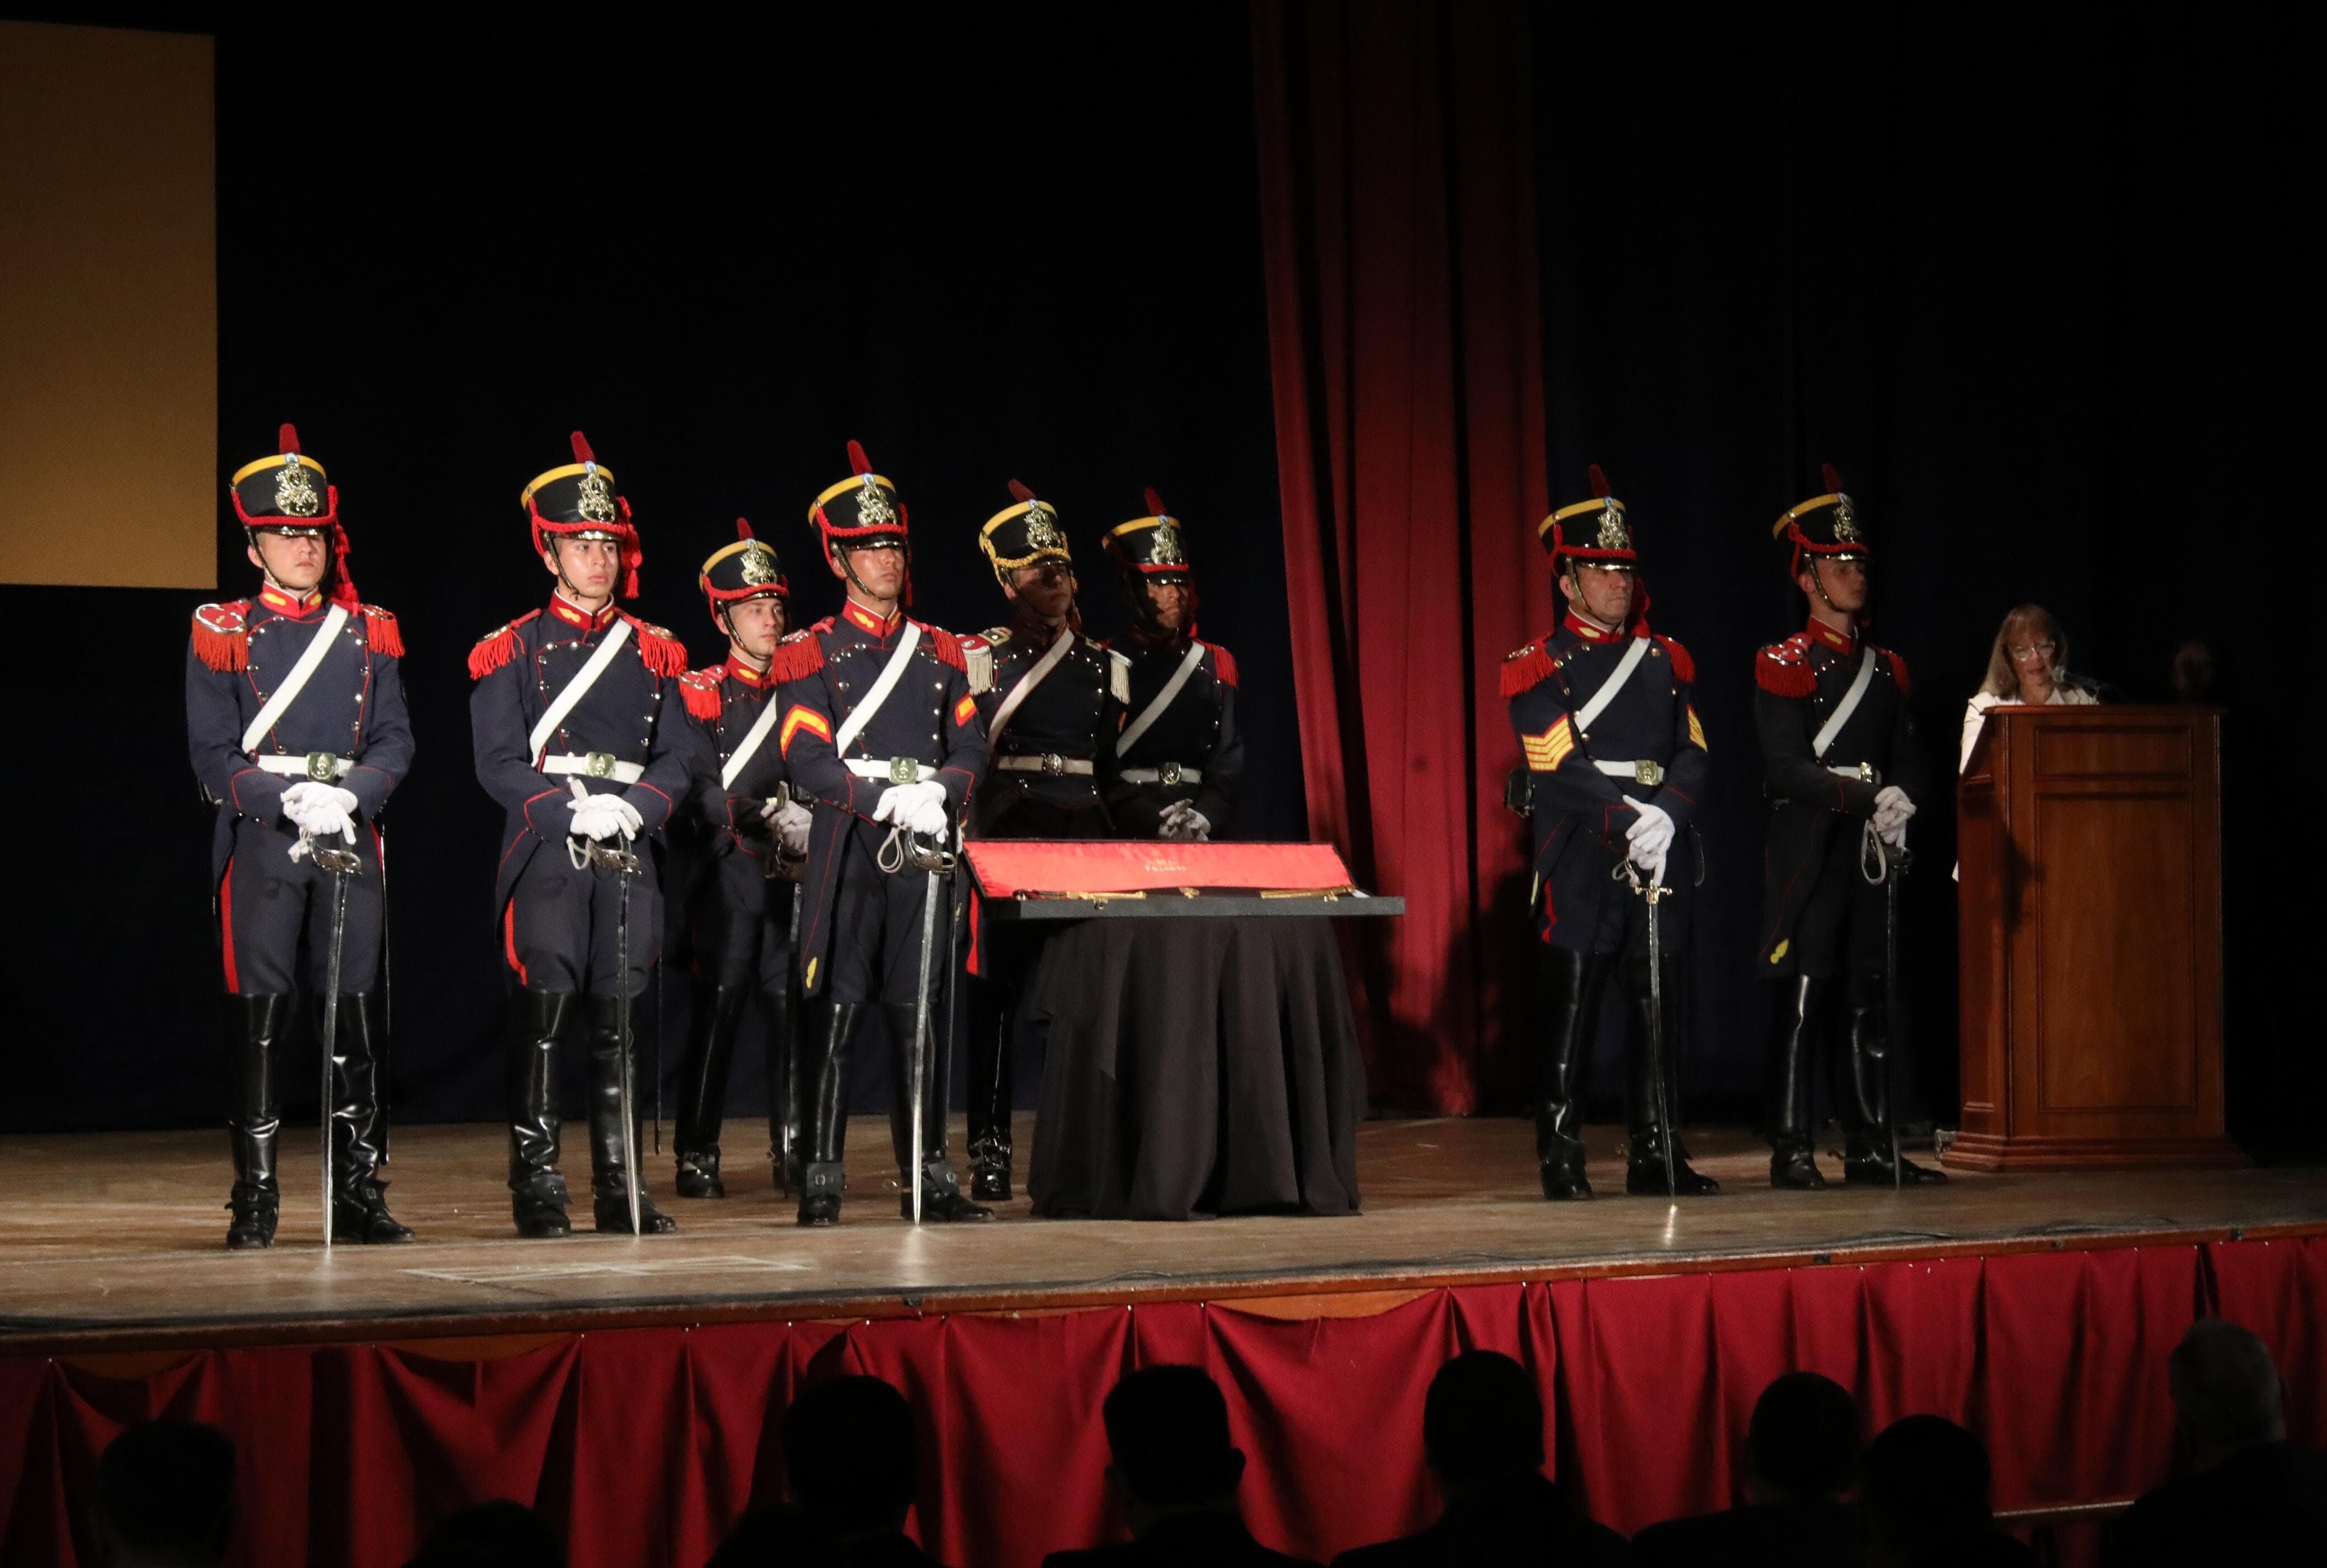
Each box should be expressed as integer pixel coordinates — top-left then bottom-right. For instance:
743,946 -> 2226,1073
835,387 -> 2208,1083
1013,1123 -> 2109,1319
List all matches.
376,819 -> 393,1165
779,844 -> 807,1193
571,780 -> 644,1233
901,828 -> 958,1225
1638,868 -> 1679,1200
1882,828 -> 1913,1190
310,830 -> 363,1248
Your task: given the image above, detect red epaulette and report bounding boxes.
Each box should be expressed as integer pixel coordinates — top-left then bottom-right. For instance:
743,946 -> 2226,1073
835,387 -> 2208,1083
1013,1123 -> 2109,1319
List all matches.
361,604 -> 404,658
1500,638 -> 1556,699
1206,641 -> 1239,688
1654,635 -> 1695,685
767,629 -> 827,683
191,601 -> 251,673
1882,648 -> 1911,696
468,611 -> 540,681
619,613 -> 690,679
679,667 -> 724,722
1755,637 -> 1818,698
920,622 -> 967,671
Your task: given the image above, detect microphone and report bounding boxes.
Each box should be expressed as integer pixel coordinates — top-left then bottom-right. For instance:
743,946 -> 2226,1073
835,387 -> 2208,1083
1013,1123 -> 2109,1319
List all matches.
2058,669 -> 2121,703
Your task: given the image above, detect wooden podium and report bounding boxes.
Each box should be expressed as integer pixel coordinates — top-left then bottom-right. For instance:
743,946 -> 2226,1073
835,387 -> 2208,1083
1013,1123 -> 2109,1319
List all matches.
1948,705 -> 2239,1170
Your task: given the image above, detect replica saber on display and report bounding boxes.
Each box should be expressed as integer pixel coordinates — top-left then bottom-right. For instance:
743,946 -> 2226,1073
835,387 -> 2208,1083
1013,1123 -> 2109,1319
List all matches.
309,831 -> 364,1247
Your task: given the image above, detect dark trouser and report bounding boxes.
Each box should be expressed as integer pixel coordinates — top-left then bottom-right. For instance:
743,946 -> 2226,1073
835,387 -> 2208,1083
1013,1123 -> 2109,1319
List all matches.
1534,948 -> 1692,1174
502,842 -> 661,998
1767,822 -> 1892,1157
221,814 -> 384,995
676,852 -> 799,1175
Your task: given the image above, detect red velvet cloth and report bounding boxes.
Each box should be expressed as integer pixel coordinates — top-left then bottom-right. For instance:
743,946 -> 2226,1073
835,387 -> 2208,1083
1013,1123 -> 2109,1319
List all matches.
1252,0 -> 1553,1110
963,841 -> 1359,898
2,1237 -> 2317,1568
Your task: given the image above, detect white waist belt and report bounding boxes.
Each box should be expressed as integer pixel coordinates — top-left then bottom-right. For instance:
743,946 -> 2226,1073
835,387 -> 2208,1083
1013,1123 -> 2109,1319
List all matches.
996,754 -> 1096,776
1120,764 -> 1202,786
255,752 -> 354,780
541,753 -> 645,784
1592,759 -> 1665,786
845,759 -> 936,784
1827,763 -> 1881,784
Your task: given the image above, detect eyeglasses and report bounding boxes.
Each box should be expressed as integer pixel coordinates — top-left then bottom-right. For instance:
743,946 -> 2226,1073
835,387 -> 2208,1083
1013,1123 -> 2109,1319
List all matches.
2008,642 -> 2057,661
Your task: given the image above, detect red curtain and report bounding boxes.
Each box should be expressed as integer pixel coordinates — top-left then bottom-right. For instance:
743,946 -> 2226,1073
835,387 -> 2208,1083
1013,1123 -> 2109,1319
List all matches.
3,1237 -> 2319,1568
1252,0 -> 1552,1111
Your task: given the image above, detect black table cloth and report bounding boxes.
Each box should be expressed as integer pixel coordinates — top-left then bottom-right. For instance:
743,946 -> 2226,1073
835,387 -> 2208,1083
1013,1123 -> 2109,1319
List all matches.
1024,916 -> 1365,1220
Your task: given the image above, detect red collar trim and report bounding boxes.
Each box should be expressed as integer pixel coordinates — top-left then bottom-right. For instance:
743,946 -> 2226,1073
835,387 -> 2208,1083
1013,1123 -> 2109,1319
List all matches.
257,583 -> 324,616
550,593 -> 619,630
725,652 -> 772,688
842,600 -> 902,635
1561,611 -> 1623,644
1806,616 -> 1857,652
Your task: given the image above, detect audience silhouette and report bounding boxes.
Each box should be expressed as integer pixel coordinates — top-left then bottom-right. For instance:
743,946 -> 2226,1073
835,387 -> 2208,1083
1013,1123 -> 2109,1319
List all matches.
781,1376 -> 947,1568
1632,1371 -> 1860,1568
1858,1416 -> 2032,1568
2099,1318 -> 2327,1565
402,1499 -> 566,1568
1331,1350 -> 1627,1568
1043,1364 -> 1320,1568
92,1419 -> 236,1568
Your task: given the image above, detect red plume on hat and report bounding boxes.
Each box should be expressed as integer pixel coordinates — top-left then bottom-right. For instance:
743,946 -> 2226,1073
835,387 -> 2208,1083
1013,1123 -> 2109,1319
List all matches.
737,518 -> 755,540
1145,487 -> 1168,516
1588,463 -> 1611,499
1009,479 -> 1037,504
848,439 -> 873,477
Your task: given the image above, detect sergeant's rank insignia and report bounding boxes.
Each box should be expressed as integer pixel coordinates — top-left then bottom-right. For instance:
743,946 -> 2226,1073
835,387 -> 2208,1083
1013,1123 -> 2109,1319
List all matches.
856,477 -> 897,529
1024,505 -> 1066,554
275,456 -> 322,517
1832,495 -> 1861,542
577,465 -> 618,524
1151,519 -> 1186,567
741,544 -> 780,585
1595,500 -> 1629,551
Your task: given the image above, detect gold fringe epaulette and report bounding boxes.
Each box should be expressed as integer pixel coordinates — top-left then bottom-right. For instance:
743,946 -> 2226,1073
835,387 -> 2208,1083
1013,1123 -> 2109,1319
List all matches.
468,611 -> 540,681
619,614 -> 690,679
1755,637 -> 1818,698
362,604 -> 404,658
1500,639 -> 1556,699
191,601 -> 251,673
767,629 -> 827,684
679,667 -> 724,722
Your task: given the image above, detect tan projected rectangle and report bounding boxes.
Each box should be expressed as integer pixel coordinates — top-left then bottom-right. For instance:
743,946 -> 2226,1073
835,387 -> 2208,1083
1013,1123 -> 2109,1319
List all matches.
0,22 -> 215,588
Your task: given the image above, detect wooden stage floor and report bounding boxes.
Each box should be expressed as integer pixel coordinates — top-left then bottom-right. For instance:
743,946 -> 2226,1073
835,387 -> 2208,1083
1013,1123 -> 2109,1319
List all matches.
4,1117 -> 2321,1354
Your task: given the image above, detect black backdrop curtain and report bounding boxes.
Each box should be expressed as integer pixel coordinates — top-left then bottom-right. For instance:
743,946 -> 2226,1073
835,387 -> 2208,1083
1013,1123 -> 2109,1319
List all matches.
3,5 -> 2319,1156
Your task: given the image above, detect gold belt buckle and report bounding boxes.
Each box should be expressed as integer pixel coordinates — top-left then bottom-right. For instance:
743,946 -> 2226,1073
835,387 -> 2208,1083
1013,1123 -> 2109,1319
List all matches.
1160,760 -> 1184,787
888,756 -> 920,784
304,751 -> 340,781
1632,760 -> 1664,787
585,751 -> 616,779
1040,752 -> 1065,776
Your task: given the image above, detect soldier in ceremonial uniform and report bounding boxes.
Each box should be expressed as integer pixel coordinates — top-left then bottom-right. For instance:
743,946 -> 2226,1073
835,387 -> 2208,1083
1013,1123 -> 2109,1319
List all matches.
957,481 -> 1128,1199
469,432 -> 695,1236
187,425 -> 413,1248
1502,465 -> 1718,1199
670,521 -> 814,1198
1100,489 -> 1244,841
771,441 -> 992,1226
1754,465 -> 1940,1188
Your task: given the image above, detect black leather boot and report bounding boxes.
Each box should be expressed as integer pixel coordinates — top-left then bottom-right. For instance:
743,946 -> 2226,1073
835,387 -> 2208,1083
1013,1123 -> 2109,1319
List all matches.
583,995 -> 676,1232
887,1003 -> 990,1222
674,982 -> 748,1198
797,1000 -> 860,1226
1840,974 -> 1948,1186
506,987 -> 573,1237
1768,976 -> 1830,1190
965,970 -> 1013,1200
1534,949 -> 1610,1200
327,993 -> 412,1242
766,962 -> 804,1195
225,993 -> 289,1250
1622,955 -> 1721,1197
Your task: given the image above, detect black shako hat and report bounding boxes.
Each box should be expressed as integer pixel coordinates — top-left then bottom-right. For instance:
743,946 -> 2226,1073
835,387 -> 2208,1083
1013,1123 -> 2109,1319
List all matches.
1105,488 -> 1194,581
1774,463 -> 1870,577
979,479 -> 1072,587
699,517 -> 789,626
1538,464 -> 1636,570
808,439 -> 908,565
522,430 -> 642,597
229,422 -> 360,608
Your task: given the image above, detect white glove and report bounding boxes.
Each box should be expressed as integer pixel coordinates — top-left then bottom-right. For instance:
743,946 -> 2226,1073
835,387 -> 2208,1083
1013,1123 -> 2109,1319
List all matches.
1873,784 -> 1916,844
774,799 -> 813,855
874,781 -> 950,840
1158,802 -> 1213,842
1624,799 -> 1675,866
281,781 -> 359,842
568,793 -> 641,842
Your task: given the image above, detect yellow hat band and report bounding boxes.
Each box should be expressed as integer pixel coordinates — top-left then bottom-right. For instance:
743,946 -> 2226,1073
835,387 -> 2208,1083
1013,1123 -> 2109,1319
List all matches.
230,452 -> 326,487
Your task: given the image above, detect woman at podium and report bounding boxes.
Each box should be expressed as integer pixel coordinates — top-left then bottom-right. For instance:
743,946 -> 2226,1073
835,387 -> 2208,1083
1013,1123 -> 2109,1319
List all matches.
1958,604 -> 2097,773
